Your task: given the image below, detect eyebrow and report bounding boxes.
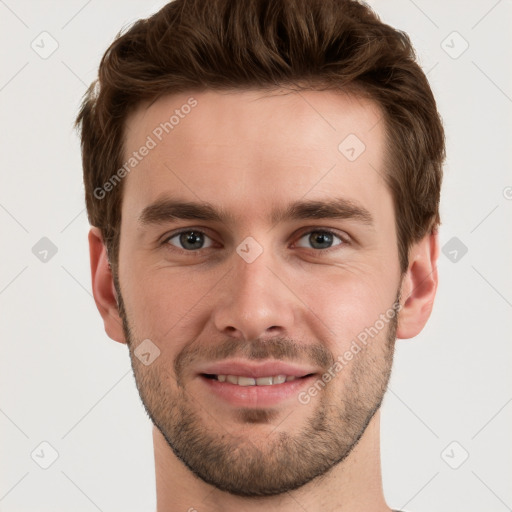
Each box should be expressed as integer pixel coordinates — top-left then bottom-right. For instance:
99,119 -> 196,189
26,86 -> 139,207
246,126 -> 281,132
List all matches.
138,196 -> 374,227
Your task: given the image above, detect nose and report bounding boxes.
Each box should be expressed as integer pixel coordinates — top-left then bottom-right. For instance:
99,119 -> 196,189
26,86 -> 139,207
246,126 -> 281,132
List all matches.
212,247 -> 296,342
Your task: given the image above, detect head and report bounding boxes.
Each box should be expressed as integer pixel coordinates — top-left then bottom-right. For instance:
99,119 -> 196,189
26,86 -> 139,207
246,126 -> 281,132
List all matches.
79,0 -> 445,498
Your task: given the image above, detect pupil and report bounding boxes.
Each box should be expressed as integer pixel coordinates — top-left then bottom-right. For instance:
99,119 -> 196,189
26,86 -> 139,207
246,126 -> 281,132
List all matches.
311,232 -> 332,249
181,231 -> 203,250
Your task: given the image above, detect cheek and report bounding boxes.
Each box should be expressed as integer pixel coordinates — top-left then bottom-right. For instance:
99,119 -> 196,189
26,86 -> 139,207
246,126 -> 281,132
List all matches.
297,264 -> 398,347
120,242 -> 400,356
121,262 -> 225,349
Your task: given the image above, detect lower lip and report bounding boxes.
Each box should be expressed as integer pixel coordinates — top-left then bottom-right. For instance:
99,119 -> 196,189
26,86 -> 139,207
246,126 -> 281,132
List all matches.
198,375 -> 316,407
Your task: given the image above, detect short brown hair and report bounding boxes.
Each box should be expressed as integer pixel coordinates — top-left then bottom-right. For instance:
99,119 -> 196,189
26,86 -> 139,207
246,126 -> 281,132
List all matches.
76,0 -> 445,277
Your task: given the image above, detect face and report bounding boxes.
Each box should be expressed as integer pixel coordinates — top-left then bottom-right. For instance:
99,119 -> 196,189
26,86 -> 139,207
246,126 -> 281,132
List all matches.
114,88 -> 403,496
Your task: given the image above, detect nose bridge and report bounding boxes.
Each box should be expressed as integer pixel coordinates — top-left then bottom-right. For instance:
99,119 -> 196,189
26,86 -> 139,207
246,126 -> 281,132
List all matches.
212,240 -> 295,340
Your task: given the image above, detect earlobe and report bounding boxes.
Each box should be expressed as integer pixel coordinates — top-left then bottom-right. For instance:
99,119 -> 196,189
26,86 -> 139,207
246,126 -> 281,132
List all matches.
88,227 -> 127,344
396,231 -> 439,339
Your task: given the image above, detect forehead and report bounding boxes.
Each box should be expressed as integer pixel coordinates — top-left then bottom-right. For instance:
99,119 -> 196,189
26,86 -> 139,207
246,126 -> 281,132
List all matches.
121,88 -> 389,226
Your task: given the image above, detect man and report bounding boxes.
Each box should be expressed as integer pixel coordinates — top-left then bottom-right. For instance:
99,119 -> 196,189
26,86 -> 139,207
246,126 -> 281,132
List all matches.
76,0 -> 445,510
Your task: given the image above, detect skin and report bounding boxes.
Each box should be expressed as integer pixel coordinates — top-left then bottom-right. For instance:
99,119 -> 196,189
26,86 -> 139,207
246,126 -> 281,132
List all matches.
89,88 -> 439,512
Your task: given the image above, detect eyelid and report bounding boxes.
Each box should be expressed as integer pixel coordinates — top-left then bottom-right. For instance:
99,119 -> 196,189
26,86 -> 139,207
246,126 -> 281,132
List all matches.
293,226 -> 351,245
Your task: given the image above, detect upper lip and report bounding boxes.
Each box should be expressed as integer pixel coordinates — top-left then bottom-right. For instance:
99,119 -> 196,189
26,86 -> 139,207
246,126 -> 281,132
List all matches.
197,359 -> 319,378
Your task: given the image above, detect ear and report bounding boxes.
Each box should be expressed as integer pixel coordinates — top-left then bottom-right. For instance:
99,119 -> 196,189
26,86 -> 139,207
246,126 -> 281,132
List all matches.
396,230 -> 439,339
88,227 -> 127,344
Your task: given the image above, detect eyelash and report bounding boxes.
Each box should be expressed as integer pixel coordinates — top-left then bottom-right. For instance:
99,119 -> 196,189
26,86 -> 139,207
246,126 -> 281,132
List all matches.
161,227 -> 351,254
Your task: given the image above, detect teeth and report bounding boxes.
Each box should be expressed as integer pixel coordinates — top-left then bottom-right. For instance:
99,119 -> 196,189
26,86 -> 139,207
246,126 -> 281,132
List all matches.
255,376 -> 273,386
237,376 -> 256,386
214,374 -> 297,386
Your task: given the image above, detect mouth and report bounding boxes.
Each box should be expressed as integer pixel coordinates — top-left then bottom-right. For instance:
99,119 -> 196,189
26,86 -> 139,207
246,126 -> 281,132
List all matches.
201,373 -> 314,386
195,360 -> 320,407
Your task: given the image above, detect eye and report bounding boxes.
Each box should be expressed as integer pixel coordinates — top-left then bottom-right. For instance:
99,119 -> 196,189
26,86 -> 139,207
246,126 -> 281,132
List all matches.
161,228 -> 348,254
164,229 -> 215,251
295,229 -> 346,251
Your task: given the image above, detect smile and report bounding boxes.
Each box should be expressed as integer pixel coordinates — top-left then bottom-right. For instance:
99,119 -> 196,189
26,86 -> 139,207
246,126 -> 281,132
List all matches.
202,374 -> 308,386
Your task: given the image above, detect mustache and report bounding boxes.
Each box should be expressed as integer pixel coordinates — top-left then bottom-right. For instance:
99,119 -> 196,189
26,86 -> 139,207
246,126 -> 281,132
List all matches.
174,336 -> 335,380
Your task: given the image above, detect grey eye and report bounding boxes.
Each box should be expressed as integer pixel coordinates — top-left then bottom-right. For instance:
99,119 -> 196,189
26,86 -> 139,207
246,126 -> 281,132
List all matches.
167,230 -> 214,251
295,231 -> 343,250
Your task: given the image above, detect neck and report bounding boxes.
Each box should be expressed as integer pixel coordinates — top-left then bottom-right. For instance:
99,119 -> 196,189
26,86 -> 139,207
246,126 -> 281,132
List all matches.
153,411 -> 391,512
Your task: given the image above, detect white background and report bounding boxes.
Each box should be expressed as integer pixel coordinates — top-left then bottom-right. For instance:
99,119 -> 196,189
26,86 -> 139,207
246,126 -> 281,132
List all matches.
0,1 -> 511,511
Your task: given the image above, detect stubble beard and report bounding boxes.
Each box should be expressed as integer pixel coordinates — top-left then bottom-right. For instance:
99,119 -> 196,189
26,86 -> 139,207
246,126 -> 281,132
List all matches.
113,272 -> 398,497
